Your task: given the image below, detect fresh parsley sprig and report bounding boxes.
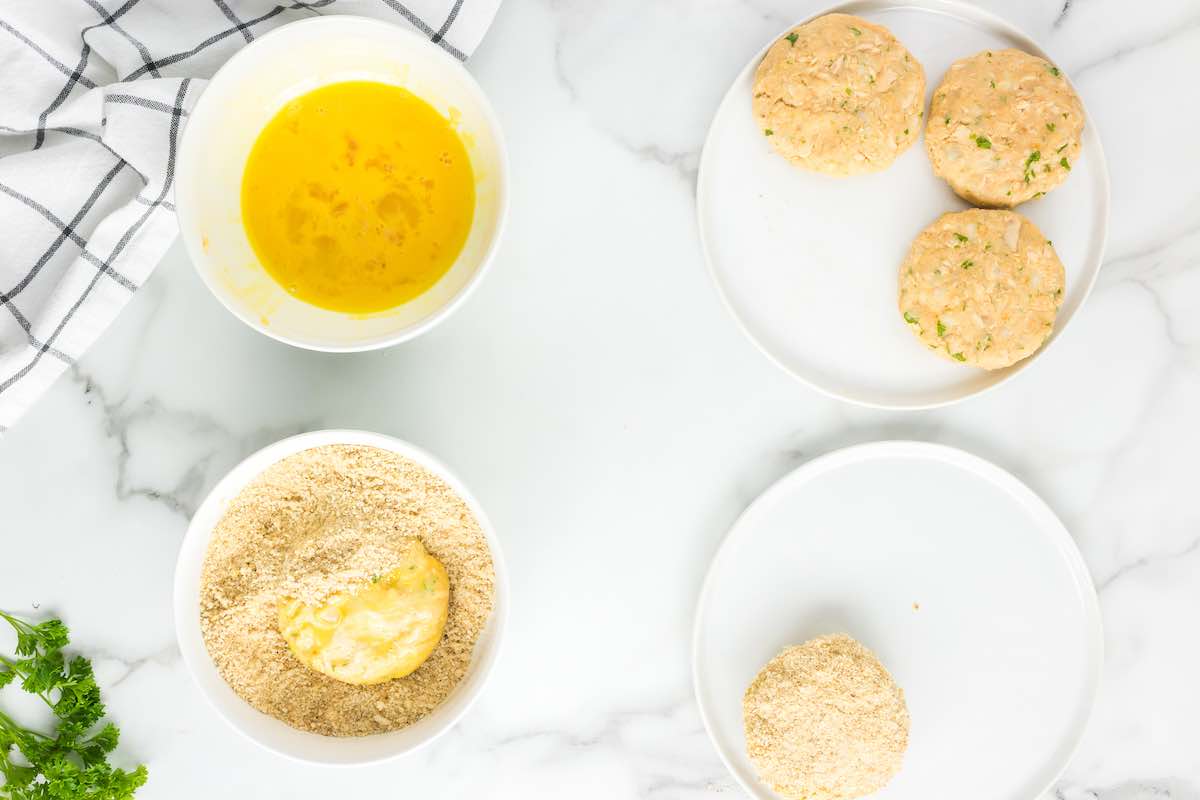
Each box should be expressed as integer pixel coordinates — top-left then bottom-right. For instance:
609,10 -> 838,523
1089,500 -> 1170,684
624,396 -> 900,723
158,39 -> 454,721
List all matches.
0,611 -> 147,799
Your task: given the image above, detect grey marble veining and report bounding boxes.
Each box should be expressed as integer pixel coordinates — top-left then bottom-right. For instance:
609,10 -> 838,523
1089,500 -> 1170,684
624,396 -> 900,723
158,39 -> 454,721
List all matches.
1,1 -> 1197,797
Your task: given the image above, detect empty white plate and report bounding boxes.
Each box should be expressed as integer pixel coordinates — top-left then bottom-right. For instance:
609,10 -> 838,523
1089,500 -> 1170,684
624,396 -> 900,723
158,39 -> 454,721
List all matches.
697,0 -> 1110,408
693,441 -> 1102,800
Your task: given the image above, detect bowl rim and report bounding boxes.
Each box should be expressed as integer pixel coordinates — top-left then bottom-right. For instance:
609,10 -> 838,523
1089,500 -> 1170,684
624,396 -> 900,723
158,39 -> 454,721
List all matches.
172,428 -> 510,766
174,15 -> 510,353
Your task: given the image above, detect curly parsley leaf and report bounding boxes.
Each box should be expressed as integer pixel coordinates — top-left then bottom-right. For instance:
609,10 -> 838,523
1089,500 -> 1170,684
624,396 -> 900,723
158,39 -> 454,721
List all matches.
0,611 -> 148,800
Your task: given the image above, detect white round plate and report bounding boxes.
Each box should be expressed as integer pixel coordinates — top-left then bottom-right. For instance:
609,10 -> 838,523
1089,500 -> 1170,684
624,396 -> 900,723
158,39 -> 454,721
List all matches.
697,0 -> 1109,409
693,441 -> 1102,800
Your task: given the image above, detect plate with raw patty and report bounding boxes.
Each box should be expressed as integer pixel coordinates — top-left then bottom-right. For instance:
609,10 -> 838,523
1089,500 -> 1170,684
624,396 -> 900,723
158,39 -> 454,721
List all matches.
697,0 -> 1109,409
693,441 -> 1102,800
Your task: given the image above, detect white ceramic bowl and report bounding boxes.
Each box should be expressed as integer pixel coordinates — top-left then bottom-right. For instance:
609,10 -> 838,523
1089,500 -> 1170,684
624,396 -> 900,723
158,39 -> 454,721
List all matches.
175,17 -> 508,351
173,429 -> 509,765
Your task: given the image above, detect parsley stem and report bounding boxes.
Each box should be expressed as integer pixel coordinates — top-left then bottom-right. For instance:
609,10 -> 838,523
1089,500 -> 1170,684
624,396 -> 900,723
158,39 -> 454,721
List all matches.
0,611 -> 35,634
0,708 -> 53,739
0,653 -> 62,711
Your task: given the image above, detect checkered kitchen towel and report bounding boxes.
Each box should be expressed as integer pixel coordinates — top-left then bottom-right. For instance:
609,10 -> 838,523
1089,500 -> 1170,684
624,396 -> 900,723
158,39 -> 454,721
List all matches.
0,0 -> 501,431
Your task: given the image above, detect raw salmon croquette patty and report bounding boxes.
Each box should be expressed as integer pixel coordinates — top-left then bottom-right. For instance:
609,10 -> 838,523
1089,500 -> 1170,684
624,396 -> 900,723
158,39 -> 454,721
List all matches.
899,209 -> 1065,370
752,14 -> 925,176
926,48 -> 1084,207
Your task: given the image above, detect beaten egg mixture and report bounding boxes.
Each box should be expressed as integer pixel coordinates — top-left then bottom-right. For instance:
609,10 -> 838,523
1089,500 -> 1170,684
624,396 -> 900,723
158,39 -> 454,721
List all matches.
241,81 -> 475,314
278,539 -> 450,685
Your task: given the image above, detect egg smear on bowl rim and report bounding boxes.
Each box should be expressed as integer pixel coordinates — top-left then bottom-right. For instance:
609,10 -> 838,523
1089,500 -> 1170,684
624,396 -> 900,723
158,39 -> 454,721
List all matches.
174,16 -> 508,352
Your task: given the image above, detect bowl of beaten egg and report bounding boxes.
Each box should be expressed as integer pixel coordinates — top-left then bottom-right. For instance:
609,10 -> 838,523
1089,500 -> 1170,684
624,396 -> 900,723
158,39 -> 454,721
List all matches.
175,16 -> 507,350
174,429 -> 510,764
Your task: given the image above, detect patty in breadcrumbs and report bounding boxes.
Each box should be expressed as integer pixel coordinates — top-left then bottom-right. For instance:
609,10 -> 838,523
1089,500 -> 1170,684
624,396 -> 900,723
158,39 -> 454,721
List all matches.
752,13 -> 925,176
743,634 -> 909,800
898,208 -> 1065,370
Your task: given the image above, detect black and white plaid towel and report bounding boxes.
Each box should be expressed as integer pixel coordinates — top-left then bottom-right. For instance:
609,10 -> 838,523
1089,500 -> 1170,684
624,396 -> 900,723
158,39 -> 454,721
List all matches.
0,0 -> 500,431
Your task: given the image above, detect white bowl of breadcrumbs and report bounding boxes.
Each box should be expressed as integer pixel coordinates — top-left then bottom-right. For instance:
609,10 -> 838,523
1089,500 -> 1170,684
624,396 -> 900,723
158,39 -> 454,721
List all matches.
173,429 -> 509,765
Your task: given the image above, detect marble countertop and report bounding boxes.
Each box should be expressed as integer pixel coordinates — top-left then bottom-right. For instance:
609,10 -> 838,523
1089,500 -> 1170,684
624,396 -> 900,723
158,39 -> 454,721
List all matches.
1,0 -> 1197,797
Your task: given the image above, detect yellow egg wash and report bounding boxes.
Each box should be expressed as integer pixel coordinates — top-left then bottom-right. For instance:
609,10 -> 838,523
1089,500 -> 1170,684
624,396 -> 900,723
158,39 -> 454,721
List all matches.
278,540 -> 450,686
241,81 -> 475,314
